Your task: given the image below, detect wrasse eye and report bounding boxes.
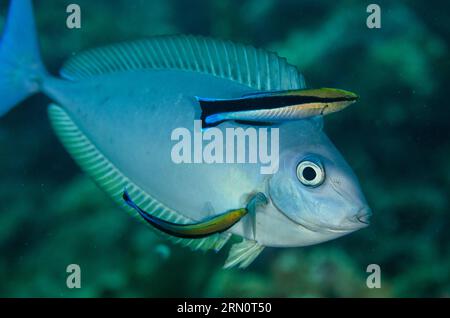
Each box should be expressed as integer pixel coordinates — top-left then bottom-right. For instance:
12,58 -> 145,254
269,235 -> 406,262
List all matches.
296,158 -> 325,187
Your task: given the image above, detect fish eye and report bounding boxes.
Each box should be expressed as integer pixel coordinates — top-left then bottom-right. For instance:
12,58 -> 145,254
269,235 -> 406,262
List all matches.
296,159 -> 325,187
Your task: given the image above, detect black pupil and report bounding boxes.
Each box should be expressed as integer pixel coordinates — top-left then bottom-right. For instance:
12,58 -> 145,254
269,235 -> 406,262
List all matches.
303,166 -> 317,181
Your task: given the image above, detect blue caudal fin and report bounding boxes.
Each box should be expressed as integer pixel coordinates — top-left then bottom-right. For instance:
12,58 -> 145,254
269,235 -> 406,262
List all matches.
0,0 -> 46,117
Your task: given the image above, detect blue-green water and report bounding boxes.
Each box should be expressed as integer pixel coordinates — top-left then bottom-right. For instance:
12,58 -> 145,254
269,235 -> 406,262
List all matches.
0,0 -> 448,297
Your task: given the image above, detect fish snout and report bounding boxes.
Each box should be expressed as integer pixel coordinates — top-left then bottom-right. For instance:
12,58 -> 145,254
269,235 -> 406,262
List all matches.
348,206 -> 372,228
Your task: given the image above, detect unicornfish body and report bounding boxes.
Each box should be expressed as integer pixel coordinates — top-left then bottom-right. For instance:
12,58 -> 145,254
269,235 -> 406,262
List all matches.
0,0 -> 371,269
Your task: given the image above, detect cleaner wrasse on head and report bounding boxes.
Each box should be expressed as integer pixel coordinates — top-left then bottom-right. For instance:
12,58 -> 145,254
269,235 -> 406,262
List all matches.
198,88 -> 359,128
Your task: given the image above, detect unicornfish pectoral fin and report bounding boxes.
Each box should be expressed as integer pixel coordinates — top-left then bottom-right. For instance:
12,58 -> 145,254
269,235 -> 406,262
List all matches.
242,192 -> 269,240
123,191 -> 248,239
223,193 -> 268,269
197,88 -> 359,128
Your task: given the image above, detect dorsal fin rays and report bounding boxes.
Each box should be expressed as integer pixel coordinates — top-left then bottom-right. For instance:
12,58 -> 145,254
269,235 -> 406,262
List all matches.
60,35 -> 305,92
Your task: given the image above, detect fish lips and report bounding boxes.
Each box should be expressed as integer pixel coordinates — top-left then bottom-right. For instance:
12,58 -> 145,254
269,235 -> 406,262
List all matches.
304,206 -> 373,234
270,195 -> 372,234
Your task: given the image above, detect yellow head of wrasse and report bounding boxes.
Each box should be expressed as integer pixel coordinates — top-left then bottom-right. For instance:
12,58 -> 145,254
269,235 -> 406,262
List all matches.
226,208 -> 248,221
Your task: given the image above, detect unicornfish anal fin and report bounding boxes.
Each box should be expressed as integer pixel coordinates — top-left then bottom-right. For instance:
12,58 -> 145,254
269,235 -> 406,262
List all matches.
123,191 -> 247,239
198,88 -> 359,128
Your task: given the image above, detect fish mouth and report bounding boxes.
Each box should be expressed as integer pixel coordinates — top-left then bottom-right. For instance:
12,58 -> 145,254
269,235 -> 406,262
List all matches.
270,202 -> 354,234
354,206 -> 372,226
315,207 -> 372,233
270,198 -> 371,234
293,219 -> 364,234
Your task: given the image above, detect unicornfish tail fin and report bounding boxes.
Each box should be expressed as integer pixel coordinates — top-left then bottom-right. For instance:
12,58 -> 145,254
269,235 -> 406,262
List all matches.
0,0 -> 47,117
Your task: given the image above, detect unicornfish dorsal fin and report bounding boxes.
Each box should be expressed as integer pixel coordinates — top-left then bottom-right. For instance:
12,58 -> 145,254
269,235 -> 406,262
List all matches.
60,35 -> 305,93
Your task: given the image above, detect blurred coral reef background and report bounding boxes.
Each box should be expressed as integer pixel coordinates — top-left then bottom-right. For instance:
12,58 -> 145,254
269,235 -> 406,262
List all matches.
0,0 -> 448,297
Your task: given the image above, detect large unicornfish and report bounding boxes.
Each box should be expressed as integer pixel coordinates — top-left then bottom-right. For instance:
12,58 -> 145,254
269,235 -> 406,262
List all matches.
0,0 -> 371,268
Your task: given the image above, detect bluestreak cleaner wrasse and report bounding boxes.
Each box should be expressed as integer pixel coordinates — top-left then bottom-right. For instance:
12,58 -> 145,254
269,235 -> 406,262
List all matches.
0,0 -> 372,269
123,190 -> 248,239
198,88 -> 359,128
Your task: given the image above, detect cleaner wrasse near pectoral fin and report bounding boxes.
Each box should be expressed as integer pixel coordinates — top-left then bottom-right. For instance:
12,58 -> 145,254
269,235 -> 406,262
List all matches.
198,87 -> 359,128
123,191 -> 267,239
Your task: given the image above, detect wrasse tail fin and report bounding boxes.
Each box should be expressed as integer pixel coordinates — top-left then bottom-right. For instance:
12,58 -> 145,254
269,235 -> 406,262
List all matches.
197,97 -> 229,128
0,0 -> 46,117
197,96 -> 275,128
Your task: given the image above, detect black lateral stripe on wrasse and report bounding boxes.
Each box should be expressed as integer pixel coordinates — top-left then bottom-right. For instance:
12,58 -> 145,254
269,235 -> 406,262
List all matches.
199,94 -> 357,117
122,191 -> 246,239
